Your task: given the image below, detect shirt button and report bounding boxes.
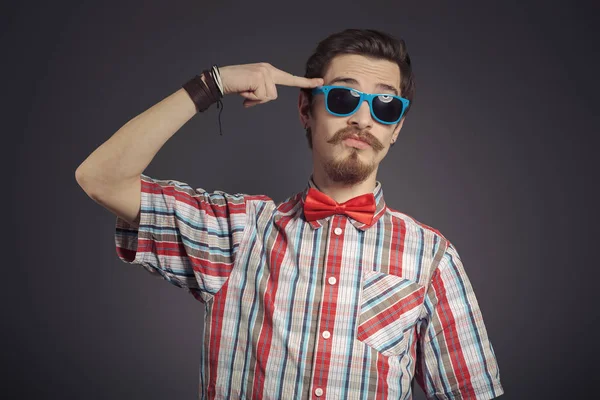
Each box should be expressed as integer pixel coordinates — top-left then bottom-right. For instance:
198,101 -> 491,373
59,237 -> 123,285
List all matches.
328,276 -> 337,285
315,387 -> 324,396
334,227 -> 342,235
322,330 -> 331,339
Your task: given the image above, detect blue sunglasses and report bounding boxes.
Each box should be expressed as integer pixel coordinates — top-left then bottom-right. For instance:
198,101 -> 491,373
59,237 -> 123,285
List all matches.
312,85 -> 410,125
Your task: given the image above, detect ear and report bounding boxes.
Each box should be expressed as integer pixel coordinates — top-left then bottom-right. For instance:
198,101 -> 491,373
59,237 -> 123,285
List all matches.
391,118 -> 405,143
298,90 -> 311,128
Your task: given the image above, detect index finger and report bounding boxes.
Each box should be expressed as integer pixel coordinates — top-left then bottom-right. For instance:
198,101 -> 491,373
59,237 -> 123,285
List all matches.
271,67 -> 324,88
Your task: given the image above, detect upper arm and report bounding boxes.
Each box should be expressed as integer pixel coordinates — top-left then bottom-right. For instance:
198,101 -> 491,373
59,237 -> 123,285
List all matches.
94,176 -> 142,226
114,174 -> 249,299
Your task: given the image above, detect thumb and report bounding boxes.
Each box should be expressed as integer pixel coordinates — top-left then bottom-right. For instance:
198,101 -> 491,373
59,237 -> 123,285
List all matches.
239,91 -> 260,101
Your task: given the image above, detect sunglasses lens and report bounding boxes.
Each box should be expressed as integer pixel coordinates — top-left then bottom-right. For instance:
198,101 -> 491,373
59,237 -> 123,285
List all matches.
327,88 -> 360,115
372,95 -> 404,123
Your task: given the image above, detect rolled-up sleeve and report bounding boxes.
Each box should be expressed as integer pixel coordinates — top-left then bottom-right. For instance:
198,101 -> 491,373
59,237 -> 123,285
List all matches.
114,174 -> 248,301
415,241 -> 504,399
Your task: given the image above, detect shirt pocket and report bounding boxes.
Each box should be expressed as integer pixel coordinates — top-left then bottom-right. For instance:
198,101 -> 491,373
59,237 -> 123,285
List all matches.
357,270 -> 426,357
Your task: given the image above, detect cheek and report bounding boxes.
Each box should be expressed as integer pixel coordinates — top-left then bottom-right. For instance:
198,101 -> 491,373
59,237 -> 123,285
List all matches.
313,116 -> 342,139
381,127 -> 396,142
313,104 -> 333,125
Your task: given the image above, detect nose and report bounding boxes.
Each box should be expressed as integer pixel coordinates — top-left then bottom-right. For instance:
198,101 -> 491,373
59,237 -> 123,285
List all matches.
347,99 -> 373,130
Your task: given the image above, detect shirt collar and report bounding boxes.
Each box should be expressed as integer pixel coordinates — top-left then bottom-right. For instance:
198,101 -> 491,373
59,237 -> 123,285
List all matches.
300,175 -> 387,231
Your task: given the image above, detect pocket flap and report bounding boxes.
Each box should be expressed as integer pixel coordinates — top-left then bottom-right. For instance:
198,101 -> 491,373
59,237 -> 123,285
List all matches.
357,271 -> 425,356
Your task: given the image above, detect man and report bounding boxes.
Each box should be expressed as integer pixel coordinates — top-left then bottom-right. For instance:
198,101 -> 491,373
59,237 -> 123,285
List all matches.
76,29 -> 504,399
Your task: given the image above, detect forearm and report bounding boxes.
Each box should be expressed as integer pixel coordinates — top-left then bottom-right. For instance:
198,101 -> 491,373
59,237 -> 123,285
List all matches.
75,86 -> 197,196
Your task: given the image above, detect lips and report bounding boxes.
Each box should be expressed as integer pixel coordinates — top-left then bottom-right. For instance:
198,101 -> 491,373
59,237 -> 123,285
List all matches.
342,137 -> 371,150
346,136 -> 370,145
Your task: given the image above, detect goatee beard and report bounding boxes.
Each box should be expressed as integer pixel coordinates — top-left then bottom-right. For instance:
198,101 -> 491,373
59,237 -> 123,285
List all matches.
323,149 -> 376,185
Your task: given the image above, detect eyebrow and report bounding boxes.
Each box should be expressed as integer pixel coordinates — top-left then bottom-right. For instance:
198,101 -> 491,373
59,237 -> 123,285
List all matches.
327,76 -> 399,96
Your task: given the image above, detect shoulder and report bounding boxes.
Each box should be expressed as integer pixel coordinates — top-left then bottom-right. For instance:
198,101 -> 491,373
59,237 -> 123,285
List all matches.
140,174 -> 305,215
141,173 -> 271,204
385,206 -> 451,246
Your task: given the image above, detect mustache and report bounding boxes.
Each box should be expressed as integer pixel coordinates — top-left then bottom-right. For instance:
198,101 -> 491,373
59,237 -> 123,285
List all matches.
327,127 -> 385,151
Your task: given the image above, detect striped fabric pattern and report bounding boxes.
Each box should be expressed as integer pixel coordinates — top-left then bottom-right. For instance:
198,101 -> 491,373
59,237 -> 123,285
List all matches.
115,174 -> 504,399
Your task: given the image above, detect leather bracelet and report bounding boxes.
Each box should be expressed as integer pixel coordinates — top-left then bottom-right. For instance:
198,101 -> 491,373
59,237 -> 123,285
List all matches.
182,72 -> 219,113
182,67 -> 225,135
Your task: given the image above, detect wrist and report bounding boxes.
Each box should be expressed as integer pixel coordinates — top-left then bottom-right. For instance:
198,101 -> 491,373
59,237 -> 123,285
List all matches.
218,66 -> 232,95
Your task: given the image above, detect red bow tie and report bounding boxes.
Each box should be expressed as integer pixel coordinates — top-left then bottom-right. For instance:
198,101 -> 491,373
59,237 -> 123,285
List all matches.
303,188 -> 376,225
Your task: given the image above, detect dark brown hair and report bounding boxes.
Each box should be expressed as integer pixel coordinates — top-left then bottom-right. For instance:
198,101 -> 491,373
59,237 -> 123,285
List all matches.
302,29 -> 415,148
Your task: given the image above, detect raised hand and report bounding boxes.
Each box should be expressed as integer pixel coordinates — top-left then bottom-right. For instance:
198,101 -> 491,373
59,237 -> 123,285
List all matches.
218,63 -> 324,108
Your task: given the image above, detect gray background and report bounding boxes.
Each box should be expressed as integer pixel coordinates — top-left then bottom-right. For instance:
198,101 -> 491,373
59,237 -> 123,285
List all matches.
4,0 -> 599,399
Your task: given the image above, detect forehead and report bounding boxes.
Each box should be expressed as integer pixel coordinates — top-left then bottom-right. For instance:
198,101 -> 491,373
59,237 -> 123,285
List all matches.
323,54 -> 401,93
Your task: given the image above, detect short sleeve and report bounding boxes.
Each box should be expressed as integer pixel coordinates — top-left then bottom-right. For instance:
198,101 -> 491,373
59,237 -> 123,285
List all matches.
114,174 -> 248,302
415,241 -> 505,399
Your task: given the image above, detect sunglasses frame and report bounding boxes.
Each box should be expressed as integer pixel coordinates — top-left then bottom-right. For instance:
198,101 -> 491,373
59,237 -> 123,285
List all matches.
312,85 -> 410,125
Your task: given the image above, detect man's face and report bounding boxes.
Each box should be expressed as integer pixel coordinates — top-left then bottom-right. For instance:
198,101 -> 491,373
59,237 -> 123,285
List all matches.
301,54 -> 405,185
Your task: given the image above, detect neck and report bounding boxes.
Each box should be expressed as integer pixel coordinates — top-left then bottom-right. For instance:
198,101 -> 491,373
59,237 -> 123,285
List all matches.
311,167 -> 378,203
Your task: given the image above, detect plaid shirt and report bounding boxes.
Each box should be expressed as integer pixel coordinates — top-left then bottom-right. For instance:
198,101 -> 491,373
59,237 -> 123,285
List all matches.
115,174 -> 504,400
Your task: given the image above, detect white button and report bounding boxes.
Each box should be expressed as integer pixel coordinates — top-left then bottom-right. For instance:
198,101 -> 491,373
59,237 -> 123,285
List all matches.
322,330 -> 331,339
334,227 -> 342,235
328,276 -> 337,285
315,387 -> 323,396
